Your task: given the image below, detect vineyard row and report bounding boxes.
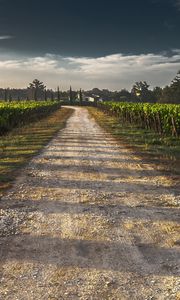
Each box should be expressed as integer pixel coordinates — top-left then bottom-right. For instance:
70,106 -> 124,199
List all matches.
98,102 -> 180,137
0,101 -> 61,135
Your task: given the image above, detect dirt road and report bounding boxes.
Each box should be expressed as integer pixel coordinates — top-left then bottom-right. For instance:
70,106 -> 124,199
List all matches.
0,107 -> 179,299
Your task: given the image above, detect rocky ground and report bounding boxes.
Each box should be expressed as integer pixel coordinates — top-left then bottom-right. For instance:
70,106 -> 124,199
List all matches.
0,107 -> 179,299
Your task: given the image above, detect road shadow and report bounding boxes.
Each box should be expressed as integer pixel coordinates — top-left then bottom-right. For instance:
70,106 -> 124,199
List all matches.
34,162 -> 163,178
0,235 -> 179,276
42,155 -> 139,164
32,177 -> 171,196
6,200 -> 180,222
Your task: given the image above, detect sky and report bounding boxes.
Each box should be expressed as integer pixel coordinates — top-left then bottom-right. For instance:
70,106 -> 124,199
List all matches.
0,0 -> 180,90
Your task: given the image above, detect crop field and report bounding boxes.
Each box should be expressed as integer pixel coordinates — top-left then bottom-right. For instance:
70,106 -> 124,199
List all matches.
0,101 -> 61,135
98,102 -> 180,137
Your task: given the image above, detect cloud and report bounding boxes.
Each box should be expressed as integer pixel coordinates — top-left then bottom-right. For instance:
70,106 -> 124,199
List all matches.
152,0 -> 180,11
62,51 -> 180,88
0,35 -> 13,40
173,0 -> 180,10
0,51 -> 180,90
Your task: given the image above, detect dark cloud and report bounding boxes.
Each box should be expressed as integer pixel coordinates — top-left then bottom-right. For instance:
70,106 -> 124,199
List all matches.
175,0 -> 180,10
0,0 -> 179,56
0,0 -> 180,88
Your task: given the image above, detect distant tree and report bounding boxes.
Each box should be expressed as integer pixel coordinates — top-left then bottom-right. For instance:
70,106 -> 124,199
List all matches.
57,86 -> 60,101
118,89 -> 132,102
79,88 -> 83,105
159,71 -> 180,103
28,79 -> 46,101
131,81 -> 153,102
8,93 -> 12,102
50,90 -> 54,101
160,85 -> 174,103
152,86 -> 163,102
69,86 -> 73,104
170,70 -> 180,103
44,89 -> 47,101
4,89 -> 8,101
171,70 -> 180,86
91,88 -> 102,95
85,88 -> 114,101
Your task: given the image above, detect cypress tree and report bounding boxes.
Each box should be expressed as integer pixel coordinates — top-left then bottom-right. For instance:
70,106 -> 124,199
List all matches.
57,86 -> 60,101
79,88 -> 83,106
4,89 -> 7,101
44,89 -> 47,101
51,90 -> 54,101
9,94 -> 12,102
69,86 -> 73,104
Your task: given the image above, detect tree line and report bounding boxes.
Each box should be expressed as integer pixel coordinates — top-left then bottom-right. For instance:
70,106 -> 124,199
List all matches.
86,71 -> 180,104
0,71 -> 180,104
0,79 -> 64,102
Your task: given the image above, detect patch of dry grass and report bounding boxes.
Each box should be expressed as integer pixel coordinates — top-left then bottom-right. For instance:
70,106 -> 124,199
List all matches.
123,219 -> 180,248
0,107 -> 74,196
88,107 -> 180,179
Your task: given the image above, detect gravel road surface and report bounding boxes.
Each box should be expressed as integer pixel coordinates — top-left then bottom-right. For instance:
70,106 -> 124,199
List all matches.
0,107 -> 179,299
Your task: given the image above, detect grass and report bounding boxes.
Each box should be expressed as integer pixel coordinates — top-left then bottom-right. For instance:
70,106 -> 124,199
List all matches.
88,107 -> 180,177
0,107 -> 74,196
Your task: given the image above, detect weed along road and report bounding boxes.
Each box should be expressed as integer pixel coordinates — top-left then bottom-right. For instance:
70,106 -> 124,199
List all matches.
0,107 -> 179,299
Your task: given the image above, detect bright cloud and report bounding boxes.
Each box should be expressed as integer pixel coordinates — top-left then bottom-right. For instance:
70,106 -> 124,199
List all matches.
0,35 -> 13,40
0,51 -> 180,90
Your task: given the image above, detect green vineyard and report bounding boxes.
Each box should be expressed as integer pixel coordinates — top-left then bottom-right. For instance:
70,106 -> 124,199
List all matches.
98,102 -> 180,137
0,101 -> 61,135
